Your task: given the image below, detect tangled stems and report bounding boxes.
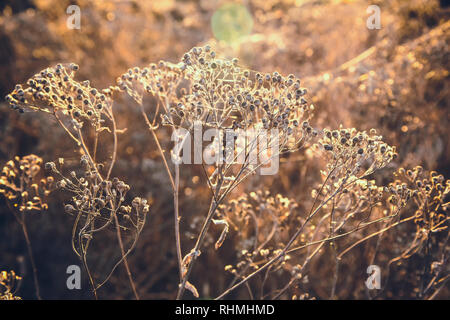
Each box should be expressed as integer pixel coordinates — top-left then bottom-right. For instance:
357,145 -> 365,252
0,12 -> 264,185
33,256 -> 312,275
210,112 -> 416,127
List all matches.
75,122 -> 140,300
112,205 -> 139,299
177,150 -> 265,299
215,176 -> 347,299
215,144 -> 394,299
215,191 -> 335,298
177,146 -> 285,299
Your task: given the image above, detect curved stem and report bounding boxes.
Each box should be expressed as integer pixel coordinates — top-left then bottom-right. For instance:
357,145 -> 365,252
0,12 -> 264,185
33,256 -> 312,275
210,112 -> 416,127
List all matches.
76,126 -> 138,299
106,111 -> 117,180
113,211 -> 140,300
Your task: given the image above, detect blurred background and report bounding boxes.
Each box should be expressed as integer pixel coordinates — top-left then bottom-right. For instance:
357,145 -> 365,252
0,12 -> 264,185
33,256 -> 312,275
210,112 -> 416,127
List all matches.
0,0 -> 449,299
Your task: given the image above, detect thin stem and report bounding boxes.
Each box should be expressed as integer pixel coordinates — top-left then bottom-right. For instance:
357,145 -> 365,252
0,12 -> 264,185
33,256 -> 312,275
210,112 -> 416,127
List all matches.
113,211 -> 140,300
20,218 -> 41,300
54,112 -> 80,145
93,132 -> 99,162
106,110 -> 117,180
272,277 -> 296,300
177,197 -> 219,299
76,128 -> 98,176
140,103 -> 183,281
337,212 -> 414,260
329,200 -> 339,299
174,164 -> 183,280
80,242 -> 98,300
78,214 -> 98,299
139,104 -> 175,191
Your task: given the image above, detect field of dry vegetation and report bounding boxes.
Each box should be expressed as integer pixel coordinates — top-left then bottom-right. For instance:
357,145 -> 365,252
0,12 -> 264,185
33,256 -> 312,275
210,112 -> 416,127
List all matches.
0,0 -> 449,300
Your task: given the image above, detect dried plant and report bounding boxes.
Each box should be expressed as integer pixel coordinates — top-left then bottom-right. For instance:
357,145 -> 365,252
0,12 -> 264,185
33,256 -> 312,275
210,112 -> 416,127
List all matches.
1,8 -> 448,299
211,125 -> 399,299
0,154 -> 53,212
0,270 -> 22,300
0,154 -> 54,299
374,167 -> 450,299
117,45 -> 317,298
46,157 -> 149,299
5,64 -> 149,299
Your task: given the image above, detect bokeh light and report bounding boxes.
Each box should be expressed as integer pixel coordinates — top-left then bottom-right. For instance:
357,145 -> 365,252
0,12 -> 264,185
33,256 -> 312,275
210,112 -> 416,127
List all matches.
211,3 -> 253,44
